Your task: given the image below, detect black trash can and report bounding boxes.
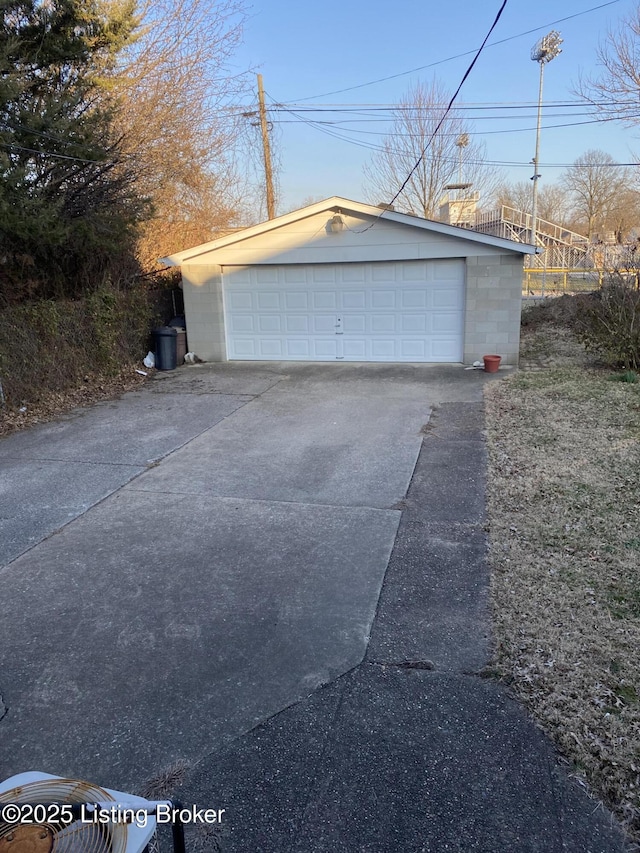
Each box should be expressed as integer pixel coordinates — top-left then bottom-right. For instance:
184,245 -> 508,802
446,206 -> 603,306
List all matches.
154,326 -> 177,371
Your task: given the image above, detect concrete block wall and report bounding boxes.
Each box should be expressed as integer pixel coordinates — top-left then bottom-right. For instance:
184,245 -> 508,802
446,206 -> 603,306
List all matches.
181,265 -> 226,361
463,254 -> 523,366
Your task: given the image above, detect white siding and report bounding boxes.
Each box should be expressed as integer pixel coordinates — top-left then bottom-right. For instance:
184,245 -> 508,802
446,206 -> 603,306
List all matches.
182,212 -> 509,267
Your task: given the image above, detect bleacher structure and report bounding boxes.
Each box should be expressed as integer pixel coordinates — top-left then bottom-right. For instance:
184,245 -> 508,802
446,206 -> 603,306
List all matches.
466,204 -> 638,293
473,205 -> 589,270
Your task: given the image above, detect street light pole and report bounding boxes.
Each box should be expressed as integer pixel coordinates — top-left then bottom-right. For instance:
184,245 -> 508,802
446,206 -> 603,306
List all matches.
531,60 -> 545,245
530,30 -> 562,247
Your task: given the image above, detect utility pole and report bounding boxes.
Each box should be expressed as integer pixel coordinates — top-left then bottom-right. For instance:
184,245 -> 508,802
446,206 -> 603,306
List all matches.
257,74 -> 275,220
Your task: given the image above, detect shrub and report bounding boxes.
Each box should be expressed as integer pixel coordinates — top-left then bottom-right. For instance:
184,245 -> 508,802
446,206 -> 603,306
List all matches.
0,282 -> 171,408
610,370 -> 639,384
521,294 -> 581,330
575,278 -> 640,370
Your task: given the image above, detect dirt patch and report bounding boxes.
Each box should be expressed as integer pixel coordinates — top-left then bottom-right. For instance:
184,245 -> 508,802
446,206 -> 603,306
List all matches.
485,302 -> 640,839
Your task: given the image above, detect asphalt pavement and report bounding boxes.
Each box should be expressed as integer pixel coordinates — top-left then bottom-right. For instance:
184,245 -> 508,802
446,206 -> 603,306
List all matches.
0,363 -> 629,852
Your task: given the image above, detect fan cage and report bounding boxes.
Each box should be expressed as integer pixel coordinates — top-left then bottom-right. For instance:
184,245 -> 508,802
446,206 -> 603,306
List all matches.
0,778 -> 128,853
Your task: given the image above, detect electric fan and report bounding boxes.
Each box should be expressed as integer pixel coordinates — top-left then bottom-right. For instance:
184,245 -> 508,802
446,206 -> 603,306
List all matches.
0,772 -> 186,853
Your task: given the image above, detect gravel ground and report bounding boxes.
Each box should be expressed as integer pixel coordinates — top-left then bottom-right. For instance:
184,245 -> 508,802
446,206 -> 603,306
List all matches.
485,317 -> 640,840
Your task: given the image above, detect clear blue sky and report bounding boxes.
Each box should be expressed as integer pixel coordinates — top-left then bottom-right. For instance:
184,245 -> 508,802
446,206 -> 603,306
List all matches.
228,0 -> 639,213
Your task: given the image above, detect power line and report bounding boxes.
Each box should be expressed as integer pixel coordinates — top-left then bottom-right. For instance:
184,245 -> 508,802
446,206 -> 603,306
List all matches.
0,119 -> 115,164
228,99 -> 640,119
268,111 -> 640,141
0,120 -> 90,147
266,99 -> 638,114
362,0 -> 510,228
268,111 -> 624,128
289,1 -> 621,102
0,140 -> 103,164
271,102 -> 640,168
272,104 -> 392,154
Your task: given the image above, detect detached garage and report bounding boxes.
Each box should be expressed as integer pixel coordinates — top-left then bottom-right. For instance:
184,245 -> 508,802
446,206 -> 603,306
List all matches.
161,197 -> 535,366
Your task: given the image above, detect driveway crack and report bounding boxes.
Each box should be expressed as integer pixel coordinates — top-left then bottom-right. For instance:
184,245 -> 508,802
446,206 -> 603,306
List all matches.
0,691 -> 8,723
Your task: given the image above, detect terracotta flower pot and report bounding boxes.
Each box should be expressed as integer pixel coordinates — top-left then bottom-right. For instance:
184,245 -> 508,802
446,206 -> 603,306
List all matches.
483,354 -> 502,373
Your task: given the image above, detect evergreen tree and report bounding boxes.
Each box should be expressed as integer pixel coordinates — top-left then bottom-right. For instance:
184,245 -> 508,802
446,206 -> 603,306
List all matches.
0,0 -> 146,302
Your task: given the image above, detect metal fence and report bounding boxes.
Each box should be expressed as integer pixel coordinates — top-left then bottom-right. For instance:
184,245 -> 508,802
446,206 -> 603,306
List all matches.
523,267 -> 640,296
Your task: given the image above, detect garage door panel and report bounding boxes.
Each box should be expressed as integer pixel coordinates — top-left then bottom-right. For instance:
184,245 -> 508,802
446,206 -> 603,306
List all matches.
284,291 -> 309,310
371,290 -> 396,309
371,340 -> 396,358
229,339 -> 257,357
258,315 -> 281,333
257,291 -> 281,310
312,315 -> 337,333
341,265 -> 366,282
343,315 -> 367,333
433,311 -> 463,333
400,340 -> 427,359
312,267 -> 336,283
433,287 -> 463,309
224,260 -> 464,362
284,267 -> 305,283
228,267 -> 251,284
256,268 -> 279,284
313,340 -> 340,358
312,291 -> 338,310
229,315 -> 255,333
285,315 -> 310,333
343,340 -> 367,358
371,315 -> 396,333
286,339 -> 310,357
401,314 -> 427,333
400,290 -> 428,309
258,339 -> 283,356
432,339 -> 461,358
401,261 -> 428,281
227,292 -> 253,311
371,263 -> 396,282
342,291 -> 366,310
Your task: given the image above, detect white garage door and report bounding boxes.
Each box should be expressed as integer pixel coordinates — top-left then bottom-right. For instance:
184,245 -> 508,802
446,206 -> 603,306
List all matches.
223,259 -> 465,362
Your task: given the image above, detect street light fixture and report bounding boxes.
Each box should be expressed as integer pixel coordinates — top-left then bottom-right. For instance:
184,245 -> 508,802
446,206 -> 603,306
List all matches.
455,133 -> 470,186
530,30 -> 563,247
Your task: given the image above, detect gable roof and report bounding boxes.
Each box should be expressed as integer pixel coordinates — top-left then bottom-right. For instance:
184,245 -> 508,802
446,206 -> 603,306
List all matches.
160,196 -> 537,266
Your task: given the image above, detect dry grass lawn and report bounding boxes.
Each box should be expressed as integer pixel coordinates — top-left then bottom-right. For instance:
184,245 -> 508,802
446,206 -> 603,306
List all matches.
485,303 -> 640,839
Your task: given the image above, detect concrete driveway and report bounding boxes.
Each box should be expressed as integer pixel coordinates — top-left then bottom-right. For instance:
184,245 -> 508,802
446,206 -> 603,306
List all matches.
0,363 -> 627,852
0,364 -> 475,786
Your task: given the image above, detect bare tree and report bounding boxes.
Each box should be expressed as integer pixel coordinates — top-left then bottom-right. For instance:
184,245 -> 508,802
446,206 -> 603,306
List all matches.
537,184 -> 571,225
234,106 -> 282,223
363,80 -> 501,219
109,0 -> 252,267
493,181 -> 532,213
561,150 -> 631,240
493,180 -> 569,224
572,4 -> 640,241
576,4 -> 640,125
